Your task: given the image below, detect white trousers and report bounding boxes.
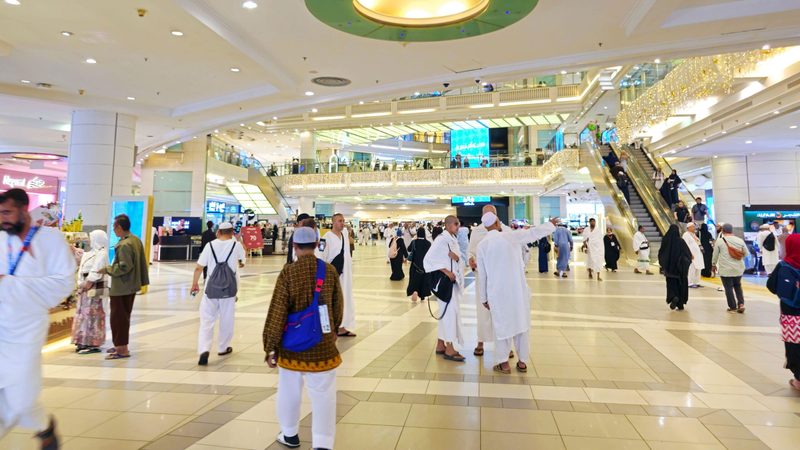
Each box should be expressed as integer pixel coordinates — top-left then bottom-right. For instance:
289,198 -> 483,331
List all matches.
688,266 -> 701,286
495,331 -> 530,365
637,249 -> 650,271
277,368 -> 336,450
0,343 -> 46,437
198,296 -> 235,355
437,294 -> 463,346
474,273 -> 494,343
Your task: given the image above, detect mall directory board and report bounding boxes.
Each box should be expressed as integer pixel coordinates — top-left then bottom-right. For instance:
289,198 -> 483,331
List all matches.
108,196 -> 154,265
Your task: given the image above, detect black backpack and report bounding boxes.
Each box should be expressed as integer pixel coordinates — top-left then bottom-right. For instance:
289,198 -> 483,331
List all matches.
763,232 -> 776,252
205,242 -> 239,299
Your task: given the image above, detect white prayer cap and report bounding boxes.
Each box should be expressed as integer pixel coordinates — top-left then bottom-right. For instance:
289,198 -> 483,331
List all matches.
218,222 -> 233,230
293,227 -> 318,244
481,212 -> 498,228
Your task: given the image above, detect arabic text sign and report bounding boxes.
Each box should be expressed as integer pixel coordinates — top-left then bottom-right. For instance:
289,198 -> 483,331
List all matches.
0,168 -> 59,195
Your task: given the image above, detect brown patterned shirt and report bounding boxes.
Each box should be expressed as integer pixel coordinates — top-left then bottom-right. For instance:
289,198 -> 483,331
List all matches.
262,254 -> 343,372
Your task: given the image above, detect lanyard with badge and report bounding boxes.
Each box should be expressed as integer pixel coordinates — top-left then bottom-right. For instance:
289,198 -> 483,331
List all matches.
8,226 -> 40,275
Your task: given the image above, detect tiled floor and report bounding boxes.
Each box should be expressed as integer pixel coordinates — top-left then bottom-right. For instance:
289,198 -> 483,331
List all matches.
2,244 -> 800,449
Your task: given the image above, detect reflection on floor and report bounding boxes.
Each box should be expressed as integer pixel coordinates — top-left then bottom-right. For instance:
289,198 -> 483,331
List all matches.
2,245 -> 799,450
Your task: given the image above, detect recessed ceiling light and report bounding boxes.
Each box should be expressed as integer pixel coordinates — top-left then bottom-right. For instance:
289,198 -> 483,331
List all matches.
713,155 -> 718,158
240,123 -> 245,126
358,101 -> 364,105
311,108 -> 318,113
214,129 -> 219,133
790,125 -> 798,129
20,79 -> 30,84
762,44 -> 771,50
60,31 -> 73,37
721,130 -> 727,134
654,58 -> 661,63
126,96 -> 135,101
170,30 -> 184,36
745,122 -> 750,125
5,0 -> 20,6
304,91 -> 315,96
773,110 -> 780,115
85,58 -> 97,64
702,138 -> 707,142
272,116 -> 278,120
230,67 -> 240,72
242,1 -> 257,9
560,70 -> 567,75
745,140 -> 752,144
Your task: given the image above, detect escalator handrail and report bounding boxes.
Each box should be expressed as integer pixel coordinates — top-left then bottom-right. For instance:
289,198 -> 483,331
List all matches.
631,144 -> 697,202
608,143 -> 675,236
583,141 -> 641,234
251,160 -> 293,215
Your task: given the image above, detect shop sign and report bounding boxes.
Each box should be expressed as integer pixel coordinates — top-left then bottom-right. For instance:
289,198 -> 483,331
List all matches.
0,168 -> 59,195
240,226 -> 264,250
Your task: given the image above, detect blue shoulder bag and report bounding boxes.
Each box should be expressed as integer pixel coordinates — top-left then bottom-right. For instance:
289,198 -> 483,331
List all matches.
282,258 -> 326,352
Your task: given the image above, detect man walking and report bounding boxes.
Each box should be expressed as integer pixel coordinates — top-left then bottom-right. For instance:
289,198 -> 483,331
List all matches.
264,227 -> 343,450
712,223 -> 750,313
683,222 -> 705,288
0,189 -> 75,450
552,224 -> 572,278
200,220 -> 216,280
316,213 -> 356,337
105,214 -> 149,360
191,223 -> 245,366
692,197 -> 709,226
477,212 -> 558,374
582,218 -> 605,281
633,225 -> 653,275
286,213 -> 310,264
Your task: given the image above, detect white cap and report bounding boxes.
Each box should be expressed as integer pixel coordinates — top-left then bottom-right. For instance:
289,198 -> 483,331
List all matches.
481,212 -> 498,228
293,227 -> 318,244
218,222 -> 233,230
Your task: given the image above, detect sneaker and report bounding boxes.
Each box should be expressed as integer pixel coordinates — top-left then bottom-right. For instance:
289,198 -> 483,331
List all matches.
198,352 -> 209,366
276,432 -> 301,448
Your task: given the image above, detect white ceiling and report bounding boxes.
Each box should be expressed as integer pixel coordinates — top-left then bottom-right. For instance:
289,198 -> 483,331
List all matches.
680,108 -> 800,156
2,0 -> 800,162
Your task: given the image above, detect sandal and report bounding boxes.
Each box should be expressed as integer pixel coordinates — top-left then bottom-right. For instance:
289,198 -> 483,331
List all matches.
105,352 -> 130,360
516,362 -> 528,373
106,348 -> 117,354
218,347 -> 233,356
78,347 -> 101,355
435,349 -> 446,355
473,347 -> 484,357
443,353 -> 465,362
790,379 -> 800,391
337,331 -> 357,337
493,364 -> 511,374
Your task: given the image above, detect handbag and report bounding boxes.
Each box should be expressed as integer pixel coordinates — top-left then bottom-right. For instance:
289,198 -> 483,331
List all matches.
721,237 -> 745,260
329,235 -> 345,275
281,259 -> 326,352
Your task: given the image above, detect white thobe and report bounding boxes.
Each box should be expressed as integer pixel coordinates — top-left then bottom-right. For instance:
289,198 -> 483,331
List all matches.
424,232 -> 464,345
757,229 -> 779,273
582,226 -> 605,272
0,227 -> 76,436
467,223 -> 512,342
682,231 -> 704,285
632,231 -> 650,270
197,239 -> 245,355
316,229 -> 355,330
477,223 -> 555,365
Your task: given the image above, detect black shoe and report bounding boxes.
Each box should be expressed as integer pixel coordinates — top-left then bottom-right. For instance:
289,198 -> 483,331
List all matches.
35,417 -> 59,450
669,299 -> 678,310
276,432 -> 301,448
198,352 -> 209,366
218,347 -> 233,356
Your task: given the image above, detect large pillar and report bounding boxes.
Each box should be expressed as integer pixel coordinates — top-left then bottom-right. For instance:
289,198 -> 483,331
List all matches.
711,152 -> 800,233
65,110 -> 136,227
300,131 -> 316,174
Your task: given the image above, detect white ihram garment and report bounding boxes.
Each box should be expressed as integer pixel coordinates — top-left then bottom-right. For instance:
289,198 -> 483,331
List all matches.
424,232 -> 464,345
632,231 -> 650,271
477,223 -> 555,365
316,229 -> 355,330
196,239 -> 245,355
683,231 -> 705,286
0,227 -> 76,436
277,368 -> 336,449
757,229 -> 779,273
467,223 -> 511,343
582,226 -> 605,272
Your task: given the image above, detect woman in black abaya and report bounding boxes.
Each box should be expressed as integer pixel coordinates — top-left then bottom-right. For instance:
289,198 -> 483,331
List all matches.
658,224 -> 692,310
603,227 -> 621,271
700,224 -> 714,278
389,228 -> 408,281
406,227 -> 432,301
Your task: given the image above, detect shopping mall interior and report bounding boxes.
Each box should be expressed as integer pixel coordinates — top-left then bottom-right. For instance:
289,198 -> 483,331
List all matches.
2,1 -> 800,449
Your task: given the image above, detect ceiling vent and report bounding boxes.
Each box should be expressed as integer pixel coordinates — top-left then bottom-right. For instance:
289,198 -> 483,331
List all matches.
311,76 -> 351,87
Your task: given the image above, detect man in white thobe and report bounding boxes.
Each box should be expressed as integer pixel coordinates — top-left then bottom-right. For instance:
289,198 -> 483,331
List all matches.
425,215 -> 465,361
0,189 -> 75,449
582,218 -> 605,281
757,224 -> 779,274
682,222 -> 705,288
467,205 -> 511,357
632,225 -> 653,275
316,213 -> 356,337
191,222 -> 246,366
477,212 -> 557,374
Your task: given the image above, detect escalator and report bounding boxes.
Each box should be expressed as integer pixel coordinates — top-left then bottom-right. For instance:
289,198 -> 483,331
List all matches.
247,163 -> 293,222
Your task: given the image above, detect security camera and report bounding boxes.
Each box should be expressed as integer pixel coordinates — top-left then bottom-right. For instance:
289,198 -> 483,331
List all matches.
475,79 -> 481,84
137,8 -> 147,17
443,82 -> 450,88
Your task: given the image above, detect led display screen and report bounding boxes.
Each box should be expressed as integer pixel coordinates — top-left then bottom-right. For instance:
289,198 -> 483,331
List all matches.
450,128 -> 489,162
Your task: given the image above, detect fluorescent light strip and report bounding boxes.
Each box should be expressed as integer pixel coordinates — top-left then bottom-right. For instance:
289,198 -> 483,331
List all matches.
498,99 -> 551,106
468,103 -> 494,109
397,181 -> 441,186
311,115 -> 346,121
556,96 -> 581,102
398,108 -> 436,114
352,112 -> 391,118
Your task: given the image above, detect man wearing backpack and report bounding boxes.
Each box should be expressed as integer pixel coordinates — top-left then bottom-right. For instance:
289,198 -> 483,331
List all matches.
711,223 -> 750,313
191,222 -> 245,366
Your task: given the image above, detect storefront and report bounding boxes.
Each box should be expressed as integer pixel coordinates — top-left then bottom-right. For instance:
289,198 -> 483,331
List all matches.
0,167 -> 60,208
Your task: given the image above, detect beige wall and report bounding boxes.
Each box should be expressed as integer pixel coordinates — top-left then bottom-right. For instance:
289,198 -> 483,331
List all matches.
141,139 -> 208,217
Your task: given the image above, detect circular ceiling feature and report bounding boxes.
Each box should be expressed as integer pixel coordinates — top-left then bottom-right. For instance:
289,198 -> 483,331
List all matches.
306,0 -> 538,42
352,0 -> 489,28
12,153 -> 61,161
312,76 -> 352,87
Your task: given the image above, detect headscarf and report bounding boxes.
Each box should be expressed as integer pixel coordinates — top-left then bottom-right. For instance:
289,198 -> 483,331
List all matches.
785,233 -> 800,269
658,224 -> 692,277
90,229 -> 108,251
416,227 -> 426,239
699,223 -> 713,252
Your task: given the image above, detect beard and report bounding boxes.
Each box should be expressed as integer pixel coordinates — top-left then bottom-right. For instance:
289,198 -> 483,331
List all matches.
1,219 -> 25,235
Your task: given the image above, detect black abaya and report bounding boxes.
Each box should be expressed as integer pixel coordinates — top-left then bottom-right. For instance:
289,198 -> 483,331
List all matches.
538,237 -> 550,273
603,234 -> 621,270
658,225 -> 692,309
700,224 -> 714,278
389,237 -> 408,280
406,238 -> 432,297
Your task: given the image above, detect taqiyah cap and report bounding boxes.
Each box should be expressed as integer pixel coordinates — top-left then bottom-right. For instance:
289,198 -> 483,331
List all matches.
481,212 -> 498,228
293,227 -> 318,244
218,222 -> 233,230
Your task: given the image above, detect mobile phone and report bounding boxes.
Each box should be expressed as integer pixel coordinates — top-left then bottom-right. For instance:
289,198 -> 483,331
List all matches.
318,239 -> 326,252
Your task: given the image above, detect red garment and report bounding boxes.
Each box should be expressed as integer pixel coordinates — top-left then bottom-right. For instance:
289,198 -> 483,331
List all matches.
785,234 -> 800,269
782,314 -> 800,343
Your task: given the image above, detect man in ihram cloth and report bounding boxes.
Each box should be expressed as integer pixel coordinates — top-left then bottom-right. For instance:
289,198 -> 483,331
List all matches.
477,212 -> 559,374
0,188 -> 76,449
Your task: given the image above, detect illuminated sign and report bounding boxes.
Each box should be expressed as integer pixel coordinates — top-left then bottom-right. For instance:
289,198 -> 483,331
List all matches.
452,195 -> 491,206
450,128 -> 489,162
206,201 -> 226,214
0,168 -> 59,195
